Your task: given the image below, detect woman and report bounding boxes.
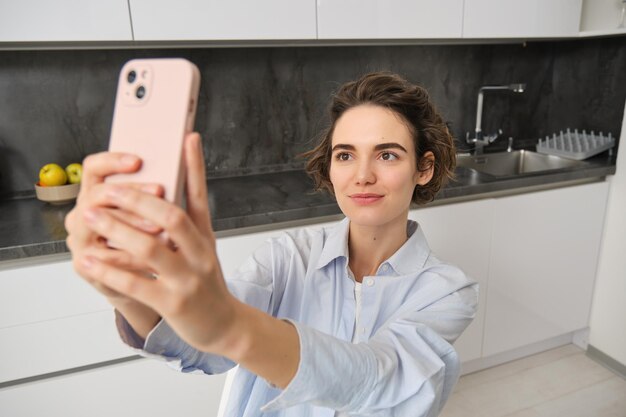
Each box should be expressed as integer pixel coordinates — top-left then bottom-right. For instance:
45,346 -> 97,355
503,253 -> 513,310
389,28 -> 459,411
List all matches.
65,72 -> 478,416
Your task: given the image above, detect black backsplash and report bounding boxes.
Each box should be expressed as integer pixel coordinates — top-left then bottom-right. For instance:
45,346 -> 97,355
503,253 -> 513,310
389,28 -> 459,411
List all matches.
1,36 -> 624,198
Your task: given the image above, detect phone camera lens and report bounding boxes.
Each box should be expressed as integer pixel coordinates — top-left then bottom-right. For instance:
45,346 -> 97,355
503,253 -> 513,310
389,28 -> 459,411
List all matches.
136,86 -> 146,99
127,70 -> 137,83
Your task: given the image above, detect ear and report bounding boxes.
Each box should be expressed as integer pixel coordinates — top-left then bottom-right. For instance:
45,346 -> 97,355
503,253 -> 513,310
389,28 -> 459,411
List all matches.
415,151 -> 435,186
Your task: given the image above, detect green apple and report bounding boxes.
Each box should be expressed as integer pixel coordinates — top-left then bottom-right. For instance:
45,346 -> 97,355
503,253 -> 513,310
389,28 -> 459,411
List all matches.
39,163 -> 67,187
65,163 -> 83,184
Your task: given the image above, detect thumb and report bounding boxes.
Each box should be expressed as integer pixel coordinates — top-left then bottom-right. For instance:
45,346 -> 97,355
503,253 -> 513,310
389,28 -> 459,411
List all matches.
184,133 -> 213,237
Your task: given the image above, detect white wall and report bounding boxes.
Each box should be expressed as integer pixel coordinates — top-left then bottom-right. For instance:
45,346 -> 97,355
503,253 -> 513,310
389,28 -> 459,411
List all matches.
588,101 -> 626,366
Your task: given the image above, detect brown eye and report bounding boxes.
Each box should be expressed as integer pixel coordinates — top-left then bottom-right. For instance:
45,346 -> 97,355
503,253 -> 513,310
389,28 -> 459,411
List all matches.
335,152 -> 352,161
381,152 -> 398,161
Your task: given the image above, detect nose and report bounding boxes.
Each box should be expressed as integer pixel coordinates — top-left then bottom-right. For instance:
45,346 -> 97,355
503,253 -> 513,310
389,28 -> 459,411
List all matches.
355,159 -> 376,185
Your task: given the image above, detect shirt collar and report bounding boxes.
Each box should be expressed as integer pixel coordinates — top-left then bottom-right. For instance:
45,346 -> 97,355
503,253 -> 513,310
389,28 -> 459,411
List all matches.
315,217 -> 351,270
386,220 -> 431,275
315,217 -> 432,275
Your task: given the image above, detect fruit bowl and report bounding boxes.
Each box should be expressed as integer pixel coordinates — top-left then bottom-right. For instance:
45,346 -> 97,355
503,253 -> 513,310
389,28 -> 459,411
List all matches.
35,182 -> 80,205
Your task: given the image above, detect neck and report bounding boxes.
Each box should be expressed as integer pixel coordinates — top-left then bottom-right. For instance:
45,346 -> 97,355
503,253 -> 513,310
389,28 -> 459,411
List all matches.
348,212 -> 409,282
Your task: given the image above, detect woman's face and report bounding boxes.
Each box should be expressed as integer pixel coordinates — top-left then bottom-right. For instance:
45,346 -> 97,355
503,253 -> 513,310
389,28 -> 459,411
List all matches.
329,104 -> 433,228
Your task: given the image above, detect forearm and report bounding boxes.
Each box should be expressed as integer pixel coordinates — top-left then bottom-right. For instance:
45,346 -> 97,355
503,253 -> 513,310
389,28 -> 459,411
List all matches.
218,299 -> 300,389
257,321 -> 456,414
110,297 -> 161,340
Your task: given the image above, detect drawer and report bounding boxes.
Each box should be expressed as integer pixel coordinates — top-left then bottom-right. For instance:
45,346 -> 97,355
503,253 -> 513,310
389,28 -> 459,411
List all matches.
0,356 -> 226,417
0,309 -> 132,384
0,257 -> 109,329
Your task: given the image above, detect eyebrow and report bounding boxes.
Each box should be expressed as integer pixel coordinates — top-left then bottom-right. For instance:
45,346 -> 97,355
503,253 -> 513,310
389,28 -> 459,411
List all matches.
331,142 -> 409,153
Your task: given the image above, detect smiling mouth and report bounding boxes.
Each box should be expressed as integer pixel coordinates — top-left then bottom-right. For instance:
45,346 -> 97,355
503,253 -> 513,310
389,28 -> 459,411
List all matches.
349,193 -> 384,205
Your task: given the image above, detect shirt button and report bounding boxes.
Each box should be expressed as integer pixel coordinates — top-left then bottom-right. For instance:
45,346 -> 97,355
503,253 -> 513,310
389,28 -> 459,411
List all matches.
361,327 -> 366,334
381,264 -> 389,273
366,278 -> 374,287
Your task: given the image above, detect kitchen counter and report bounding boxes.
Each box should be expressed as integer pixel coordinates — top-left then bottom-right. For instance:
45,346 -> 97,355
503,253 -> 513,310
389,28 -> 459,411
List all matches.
0,151 -> 616,262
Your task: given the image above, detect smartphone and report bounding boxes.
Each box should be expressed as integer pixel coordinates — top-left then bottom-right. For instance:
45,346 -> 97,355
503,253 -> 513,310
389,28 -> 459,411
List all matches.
105,58 -> 201,207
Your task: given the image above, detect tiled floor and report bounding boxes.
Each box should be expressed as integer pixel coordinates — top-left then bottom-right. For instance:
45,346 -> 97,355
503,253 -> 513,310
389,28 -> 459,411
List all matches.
441,344 -> 626,417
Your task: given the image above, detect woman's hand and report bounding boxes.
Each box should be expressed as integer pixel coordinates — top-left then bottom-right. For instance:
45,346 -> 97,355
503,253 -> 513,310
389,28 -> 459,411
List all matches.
65,148 -> 166,338
65,150 -> 165,301
74,133 -> 241,355
68,133 -> 300,387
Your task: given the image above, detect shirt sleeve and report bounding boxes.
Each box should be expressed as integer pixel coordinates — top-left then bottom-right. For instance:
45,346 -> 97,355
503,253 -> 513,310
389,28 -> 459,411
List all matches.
114,236 -> 285,375
261,268 -> 479,416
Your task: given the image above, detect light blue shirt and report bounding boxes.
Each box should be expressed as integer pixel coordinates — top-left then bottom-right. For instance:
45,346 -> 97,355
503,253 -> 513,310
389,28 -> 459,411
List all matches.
117,217 -> 478,416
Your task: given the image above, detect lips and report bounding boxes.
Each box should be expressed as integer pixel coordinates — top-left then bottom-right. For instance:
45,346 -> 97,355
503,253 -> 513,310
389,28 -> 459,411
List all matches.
349,193 -> 384,205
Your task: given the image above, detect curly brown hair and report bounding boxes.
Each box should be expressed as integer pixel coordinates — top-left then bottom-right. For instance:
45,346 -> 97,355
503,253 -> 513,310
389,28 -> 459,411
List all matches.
302,71 -> 456,206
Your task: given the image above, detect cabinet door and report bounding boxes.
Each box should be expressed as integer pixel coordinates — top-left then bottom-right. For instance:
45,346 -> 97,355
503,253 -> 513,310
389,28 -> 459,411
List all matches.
483,182 -> 609,356
0,358 -> 226,417
0,0 -> 132,42
129,0 -> 316,41
0,258 -> 131,383
317,0 -> 463,39
409,198 -> 494,363
463,0 -> 583,38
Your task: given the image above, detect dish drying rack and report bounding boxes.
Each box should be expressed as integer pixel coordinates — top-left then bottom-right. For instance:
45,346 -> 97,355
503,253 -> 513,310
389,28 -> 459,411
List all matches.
536,129 -> 615,160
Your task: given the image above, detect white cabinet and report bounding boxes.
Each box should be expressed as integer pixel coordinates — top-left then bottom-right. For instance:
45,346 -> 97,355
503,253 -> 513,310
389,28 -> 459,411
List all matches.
412,181 -> 609,362
0,257 -> 131,383
1,0 -> 609,44
463,0 -> 583,38
483,182 -> 609,356
129,0 -> 317,41
410,198 -> 494,363
317,0 -> 464,39
0,358 -> 226,417
216,220 -> 338,278
0,0 -> 132,42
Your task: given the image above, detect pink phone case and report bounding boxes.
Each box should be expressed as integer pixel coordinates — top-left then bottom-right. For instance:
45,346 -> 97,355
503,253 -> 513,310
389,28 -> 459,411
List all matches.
106,58 -> 201,206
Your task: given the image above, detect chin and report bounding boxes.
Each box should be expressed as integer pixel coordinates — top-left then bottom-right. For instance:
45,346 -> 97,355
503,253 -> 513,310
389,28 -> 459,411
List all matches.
342,207 -> 404,229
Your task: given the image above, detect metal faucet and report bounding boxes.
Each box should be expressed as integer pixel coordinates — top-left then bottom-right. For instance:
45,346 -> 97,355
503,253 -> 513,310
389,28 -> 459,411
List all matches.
466,84 -> 526,155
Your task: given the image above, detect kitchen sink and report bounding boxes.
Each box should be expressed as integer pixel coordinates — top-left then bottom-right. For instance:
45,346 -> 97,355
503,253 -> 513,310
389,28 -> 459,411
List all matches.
456,150 -> 588,177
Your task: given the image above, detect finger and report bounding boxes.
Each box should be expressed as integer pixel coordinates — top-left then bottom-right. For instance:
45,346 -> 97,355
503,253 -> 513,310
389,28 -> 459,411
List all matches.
83,245 -> 157,275
66,207 -> 104,249
107,208 -> 163,235
81,152 -> 142,190
86,182 -> 164,207
72,253 -> 129,298
92,279 -> 127,299
82,206 -> 179,275
64,209 -> 77,237
91,185 -> 206,261
69,182 -> 164,248
80,255 -> 163,309
184,133 -> 213,236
